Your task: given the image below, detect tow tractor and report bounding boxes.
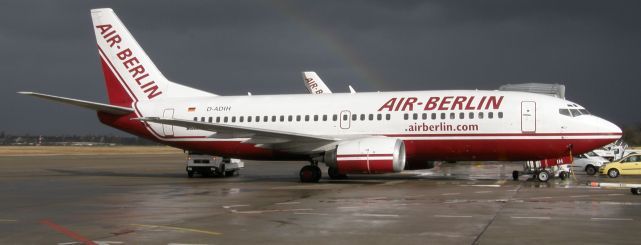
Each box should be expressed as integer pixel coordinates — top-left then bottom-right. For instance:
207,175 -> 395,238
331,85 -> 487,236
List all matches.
186,151 -> 244,178
512,156 -> 572,182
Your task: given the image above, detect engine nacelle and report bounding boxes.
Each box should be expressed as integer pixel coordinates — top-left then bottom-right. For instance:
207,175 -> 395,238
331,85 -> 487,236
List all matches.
324,137 -> 406,174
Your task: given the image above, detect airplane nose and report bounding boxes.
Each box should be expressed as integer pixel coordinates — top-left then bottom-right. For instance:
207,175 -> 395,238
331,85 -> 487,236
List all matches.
599,117 -> 622,136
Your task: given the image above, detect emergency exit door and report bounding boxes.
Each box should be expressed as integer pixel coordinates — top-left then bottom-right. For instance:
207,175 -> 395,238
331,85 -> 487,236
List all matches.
163,108 -> 174,136
340,110 -> 351,129
521,101 -> 536,133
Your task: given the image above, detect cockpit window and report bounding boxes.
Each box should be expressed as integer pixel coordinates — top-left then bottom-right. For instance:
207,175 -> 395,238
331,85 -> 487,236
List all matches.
579,109 -> 590,115
559,109 -> 571,116
570,109 -> 581,116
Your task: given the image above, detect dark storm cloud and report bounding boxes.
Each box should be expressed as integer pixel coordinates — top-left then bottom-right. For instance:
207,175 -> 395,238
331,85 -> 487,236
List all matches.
1,0 -> 640,135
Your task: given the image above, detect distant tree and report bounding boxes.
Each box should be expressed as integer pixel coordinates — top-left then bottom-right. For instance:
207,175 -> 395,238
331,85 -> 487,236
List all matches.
623,123 -> 641,147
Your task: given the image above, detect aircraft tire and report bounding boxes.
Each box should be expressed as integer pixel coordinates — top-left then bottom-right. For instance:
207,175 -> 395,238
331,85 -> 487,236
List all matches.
187,171 -> 194,178
328,167 -> 347,180
512,171 -> 519,181
631,188 -> 641,195
300,165 -> 320,183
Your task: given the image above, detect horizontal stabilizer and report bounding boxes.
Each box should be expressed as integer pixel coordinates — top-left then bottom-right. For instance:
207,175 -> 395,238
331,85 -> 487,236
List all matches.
18,92 -> 134,115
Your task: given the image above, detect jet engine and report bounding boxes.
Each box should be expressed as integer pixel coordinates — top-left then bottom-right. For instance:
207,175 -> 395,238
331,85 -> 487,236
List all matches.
323,137 -> 406,174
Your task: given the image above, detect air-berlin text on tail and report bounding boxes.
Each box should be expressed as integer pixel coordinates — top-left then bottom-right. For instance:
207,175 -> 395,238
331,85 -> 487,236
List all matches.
378,96 -> 504,111
95,24 -> 163,99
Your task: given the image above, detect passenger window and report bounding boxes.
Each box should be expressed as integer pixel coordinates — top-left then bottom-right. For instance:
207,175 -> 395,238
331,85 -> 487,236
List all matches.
288,115 -> 293,122
469,112 -> 474,119
369,114 -> 374,120
377,114 -> 382,120
247,116 -> 252,122
239,116 -> 244,123
216,117 -> 221,123
193,117 -> 197,121
450,113 -> 455,119
431,113 -> 436,120
441,113 -> 445,119
488,112 -> 493,119
201,117 -> 205,122
498,112 -> 503,119
361,114 -> 366,121
404,113 -> 409,120
255,116 -> 260,122
296,115 -> 301,121
559,109 -> 571,117
314,115 -> 319,121
479,112 -> 484,119
208,117 -> 213,123
272,116 -> 276,122
280,115 -> 284,122
323,115 -> 328,121
352,114 -> 357,121
413,113 -> 418,120
305,115 -> 310,121
224,116 -> 229,123
459,112 -> 464,119
231,116 -> 236,123
332,115 -> 338,121
386,114 -> 391,120
422,113 -> 428,120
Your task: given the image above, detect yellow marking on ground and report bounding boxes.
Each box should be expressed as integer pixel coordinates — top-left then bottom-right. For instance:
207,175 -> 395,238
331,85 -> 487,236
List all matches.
130,224 -> 222,236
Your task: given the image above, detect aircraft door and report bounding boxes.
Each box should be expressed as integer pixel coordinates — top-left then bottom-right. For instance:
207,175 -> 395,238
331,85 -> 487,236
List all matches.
162,108 -> 174,136
340,110 -> 351,129
521,101 -> 536,133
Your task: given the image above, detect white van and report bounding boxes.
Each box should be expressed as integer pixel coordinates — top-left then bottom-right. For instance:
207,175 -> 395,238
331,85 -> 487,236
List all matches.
186,152 -> 244,178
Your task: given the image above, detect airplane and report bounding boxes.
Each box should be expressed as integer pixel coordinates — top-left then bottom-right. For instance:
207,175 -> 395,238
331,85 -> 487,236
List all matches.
20,8 -> 622,183
302,71 -> 356,94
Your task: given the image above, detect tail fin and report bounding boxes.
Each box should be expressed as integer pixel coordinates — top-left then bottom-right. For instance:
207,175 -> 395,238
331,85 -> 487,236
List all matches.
91,8 -> 214,106
302,71 -> 332,94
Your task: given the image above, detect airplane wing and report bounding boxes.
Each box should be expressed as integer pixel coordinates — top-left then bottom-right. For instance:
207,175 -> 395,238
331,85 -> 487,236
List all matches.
18,92 -> 134,115
135,117 -> 341,153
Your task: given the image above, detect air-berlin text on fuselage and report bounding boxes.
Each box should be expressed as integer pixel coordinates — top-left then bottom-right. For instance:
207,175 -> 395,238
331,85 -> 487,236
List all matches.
378,96 -> 504,111
95,24 -> 163,99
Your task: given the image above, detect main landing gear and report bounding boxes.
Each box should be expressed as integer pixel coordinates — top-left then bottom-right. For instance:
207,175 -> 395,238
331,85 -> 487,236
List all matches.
300,162 -> 322,183
328,167 -> 347,180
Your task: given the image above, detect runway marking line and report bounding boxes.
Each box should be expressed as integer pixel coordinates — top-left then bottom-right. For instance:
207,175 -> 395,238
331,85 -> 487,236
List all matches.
275,202 -> 300,205
222,204 -> 250,209
294,212 -> 329,216
441,193 -> 461,196
459,185 -> 502,188
591,218 -> 633,221
39,219 -> 97,245
511,216 -> 551,220
0,219 -> 17,222
434,215 -> 473,218
130,224 -> 222,236
570,195 -> 590,198
353,213 -> 399,218
475,191 -> 493,194
231,208 -> 313,214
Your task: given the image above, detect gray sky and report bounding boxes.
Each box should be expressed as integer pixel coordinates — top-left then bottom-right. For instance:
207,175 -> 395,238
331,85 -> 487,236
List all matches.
2,0 -> 640,135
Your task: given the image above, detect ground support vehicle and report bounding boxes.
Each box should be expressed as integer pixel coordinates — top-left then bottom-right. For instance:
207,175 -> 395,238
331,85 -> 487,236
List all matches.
512,158 -> 572,182
186,152 -> 244,178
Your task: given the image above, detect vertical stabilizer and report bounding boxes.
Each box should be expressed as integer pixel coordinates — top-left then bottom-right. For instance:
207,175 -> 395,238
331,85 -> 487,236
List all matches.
302,71 -> 332,94
91,8 -> 214,106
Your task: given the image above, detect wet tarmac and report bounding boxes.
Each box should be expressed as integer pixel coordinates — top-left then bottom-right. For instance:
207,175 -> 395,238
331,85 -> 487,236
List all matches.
1,154 -> 640,245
